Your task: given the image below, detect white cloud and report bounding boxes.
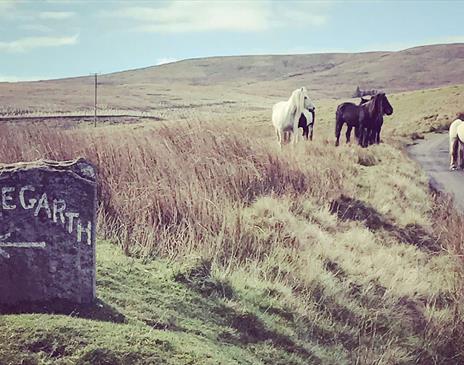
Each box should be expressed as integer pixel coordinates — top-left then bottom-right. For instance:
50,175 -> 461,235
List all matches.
19,24 -> 53,33
156,57 -> 179,65
110,2 -> 267,32
38,11 -> 75,20
0,33 -> 79,53
103,1 -> 329,33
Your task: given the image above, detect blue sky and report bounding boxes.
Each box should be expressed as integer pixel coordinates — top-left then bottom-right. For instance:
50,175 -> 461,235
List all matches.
0,0 -> 463,81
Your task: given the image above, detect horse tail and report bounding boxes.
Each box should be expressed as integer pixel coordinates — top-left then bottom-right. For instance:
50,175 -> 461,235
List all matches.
271,102 -> 281,128
450,137 -> 459,168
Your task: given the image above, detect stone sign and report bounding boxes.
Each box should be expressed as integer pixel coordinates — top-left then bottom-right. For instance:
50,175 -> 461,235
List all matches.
0,158 -> 97,305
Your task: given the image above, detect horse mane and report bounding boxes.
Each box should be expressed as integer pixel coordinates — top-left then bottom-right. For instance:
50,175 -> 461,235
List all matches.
364,95 -> 376,116
365,93 -> 383,117
376,93 -> 384,116
289,87 -> 306,119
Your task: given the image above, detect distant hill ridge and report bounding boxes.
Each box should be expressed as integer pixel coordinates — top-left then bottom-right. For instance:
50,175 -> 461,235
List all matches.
103,43 -> 464,97
1,43 -> 463,114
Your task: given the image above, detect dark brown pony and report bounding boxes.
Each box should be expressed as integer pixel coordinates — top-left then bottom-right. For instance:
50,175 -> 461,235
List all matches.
358,93 -> 393,147
334,97 -> 369,146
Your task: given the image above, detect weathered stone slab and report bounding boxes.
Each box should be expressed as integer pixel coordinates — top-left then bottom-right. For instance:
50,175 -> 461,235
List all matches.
0,158 -> 97,305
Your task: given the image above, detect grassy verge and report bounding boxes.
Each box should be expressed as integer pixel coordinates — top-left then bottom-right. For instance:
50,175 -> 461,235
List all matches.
1,232 -> 462,365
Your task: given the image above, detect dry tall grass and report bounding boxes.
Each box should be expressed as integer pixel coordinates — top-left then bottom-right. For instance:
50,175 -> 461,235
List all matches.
0,122 -> 355,260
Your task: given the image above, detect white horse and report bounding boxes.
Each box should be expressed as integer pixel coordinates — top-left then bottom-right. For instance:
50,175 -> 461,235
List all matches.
449,118 -> 464,170
272,87 -> 315,147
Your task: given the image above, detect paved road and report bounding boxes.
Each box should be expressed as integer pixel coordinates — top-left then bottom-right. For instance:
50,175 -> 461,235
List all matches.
408,133 -> 464,212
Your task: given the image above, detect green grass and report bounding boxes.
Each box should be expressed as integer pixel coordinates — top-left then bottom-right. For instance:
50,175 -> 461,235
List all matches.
0,242 -> 333,365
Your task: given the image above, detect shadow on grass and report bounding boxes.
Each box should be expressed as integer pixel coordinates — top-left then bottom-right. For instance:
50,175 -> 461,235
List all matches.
174,260 -> 322,364
330,195 -> 441,252
174,259 -> 234,299
0,298 -> 126,324
216,306 -> 322,364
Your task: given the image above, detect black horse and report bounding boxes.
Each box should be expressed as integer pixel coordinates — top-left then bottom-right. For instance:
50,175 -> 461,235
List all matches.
358,93 -> 393,147
334,97 -> 369,146
298,108 -> 316,141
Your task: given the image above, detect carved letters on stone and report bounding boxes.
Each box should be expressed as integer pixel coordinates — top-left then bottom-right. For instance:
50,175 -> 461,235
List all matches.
0,158 -> 97,305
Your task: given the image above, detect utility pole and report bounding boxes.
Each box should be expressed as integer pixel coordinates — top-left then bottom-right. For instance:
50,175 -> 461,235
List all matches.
94,73 -> 98,128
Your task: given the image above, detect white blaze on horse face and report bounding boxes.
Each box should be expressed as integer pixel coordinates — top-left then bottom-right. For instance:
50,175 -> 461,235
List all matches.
303,95 -> 315,111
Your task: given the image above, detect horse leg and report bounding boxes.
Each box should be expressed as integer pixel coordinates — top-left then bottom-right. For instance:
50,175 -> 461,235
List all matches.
357,119 -> 366,147
376,118 -> 384,144
357,127 -> 363,146
302,126 -> 309,140
335,121 -> 343,146
357,127 -> 364,147
354,125 -> 361,145
292,122 -> 299,145
285,131 -> 291,144
346,125 -> 352,144
368,129 -> 374,146
369,129 -> 375,146
276,128 -> 283,149
361,128 -> 369,148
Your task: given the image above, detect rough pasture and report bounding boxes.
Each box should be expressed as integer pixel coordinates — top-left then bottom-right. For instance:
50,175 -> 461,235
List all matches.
0,85 -> 464,364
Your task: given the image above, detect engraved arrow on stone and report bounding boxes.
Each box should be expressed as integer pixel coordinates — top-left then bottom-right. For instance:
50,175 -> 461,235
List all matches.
0,231 -> 47,255
0,233 -> 11,259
